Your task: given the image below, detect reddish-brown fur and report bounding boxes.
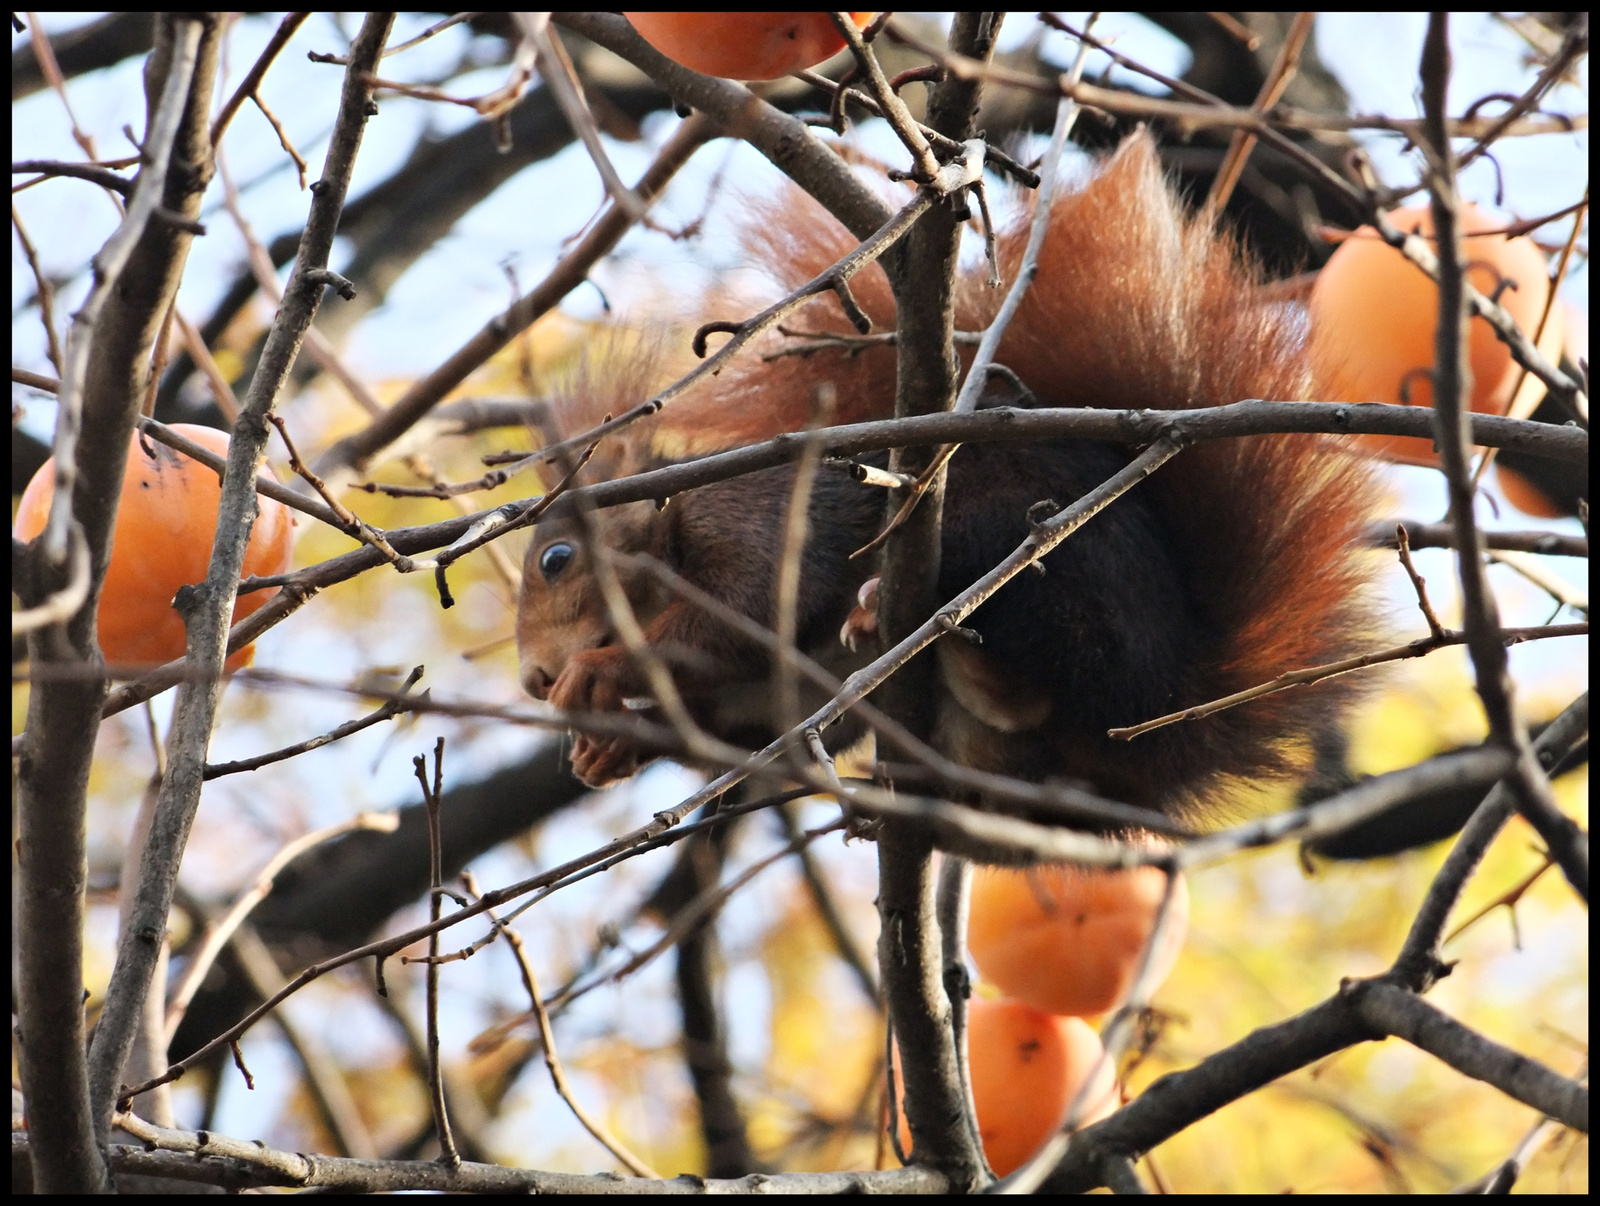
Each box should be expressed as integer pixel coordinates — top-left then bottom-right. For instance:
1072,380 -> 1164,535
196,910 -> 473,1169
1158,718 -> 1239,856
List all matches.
518,134 -> 1383,813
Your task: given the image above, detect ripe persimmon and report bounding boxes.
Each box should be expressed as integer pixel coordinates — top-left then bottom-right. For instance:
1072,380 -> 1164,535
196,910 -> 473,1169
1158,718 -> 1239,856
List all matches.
1308,204 -> 1562,465
967,862 -> 1188,1018
895,996 -> 1119,1177
1495,462 -> 1568,518
1494,300 -> 1586,518
624,13 -> 875,81
14,424 -> 293,670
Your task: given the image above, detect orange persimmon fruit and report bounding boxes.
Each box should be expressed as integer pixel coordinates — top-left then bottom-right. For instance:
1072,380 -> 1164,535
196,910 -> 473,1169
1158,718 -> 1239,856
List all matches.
967,862 -> 1189,1018
1308,203 -> 1562,465
895,996 -> 1119,1177
14,424 -> 293,670
624,13 -> 875,81
1495,461 -> 1568,518
1494,299 -> 1586,518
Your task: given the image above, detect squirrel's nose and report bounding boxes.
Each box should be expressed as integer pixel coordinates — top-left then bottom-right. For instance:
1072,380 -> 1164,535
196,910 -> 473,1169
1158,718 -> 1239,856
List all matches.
524,667 -> 554,700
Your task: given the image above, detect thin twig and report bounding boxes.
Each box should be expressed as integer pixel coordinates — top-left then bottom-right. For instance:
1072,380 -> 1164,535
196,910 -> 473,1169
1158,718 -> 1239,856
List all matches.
1370,520 -> 1586,559
12,203 -> 64,372
778,801 -> 880,1004
548,819 -> 846,1012
1002,857 -> 1185,1193
832,12 -> 940,181
222,921 -> 381,1158
954,25 -> 1092,416
1205,11 -> 1314,213
462,876 -> 659,1177
1489,549 -> 1589,615
314,98 -> 719,477
415,738 -> 459,1165
210,12 -> 310,145
203,666 -> 424,778
1110,622 -> 1586,741
131,414 -> 343,528
524,15 -> 647,223
11,365 -> 60,392
1417,13 -> 1586,902
793,68 -> 1039,187
555,443 -> 752,780
162,810 -> 401,1041
382,12 -> 478,58
1443,858 -> 1555,946
12,158 -> 133,194
171,308 -> 240,420
268,413 -> 413,569
1396,525 -> 1446,638
1453,1061 -> 1589,1192
774,387 -> 836,741
1457,22 -> 1589,170
75,1114 -> 948,1192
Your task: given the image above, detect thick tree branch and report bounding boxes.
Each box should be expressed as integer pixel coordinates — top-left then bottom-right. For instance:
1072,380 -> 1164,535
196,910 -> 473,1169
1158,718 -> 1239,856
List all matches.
16,14 -> 219,1193
12,1126 -> 947,1193
1351,982 -> 1587,1130
872,14 -> 999,1190
86,14 -> 394,1141
1416,14 -> 1586,903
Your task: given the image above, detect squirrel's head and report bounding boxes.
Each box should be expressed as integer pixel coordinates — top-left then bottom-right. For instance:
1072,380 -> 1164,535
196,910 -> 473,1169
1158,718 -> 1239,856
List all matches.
515,499 -> 667,701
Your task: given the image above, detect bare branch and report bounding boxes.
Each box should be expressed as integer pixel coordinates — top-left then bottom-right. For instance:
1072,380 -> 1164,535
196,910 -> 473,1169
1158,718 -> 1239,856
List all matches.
209,12 -> 309,145
1395,692 -> 1587,978
18,14 -> 220,1193
1109,622 -> 1586,742
460,876 -> 660,1177
25,1121 -> 947,1193
87,13 -> 395,1140
1371,520 -> 1586,559
1351,981 -> 1587,1130
1415,13 -> 1586,902
315,108 -> 720,477
415,739 -> 460,1165
162,810 -> 402,1042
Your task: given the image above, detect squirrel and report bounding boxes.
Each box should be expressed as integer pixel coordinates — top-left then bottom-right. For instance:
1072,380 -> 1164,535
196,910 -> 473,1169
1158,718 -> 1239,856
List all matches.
516,133 -> 1384,818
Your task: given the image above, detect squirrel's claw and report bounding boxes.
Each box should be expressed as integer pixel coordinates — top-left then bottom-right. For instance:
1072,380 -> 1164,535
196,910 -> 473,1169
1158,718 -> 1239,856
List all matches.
839,576 -> 880,652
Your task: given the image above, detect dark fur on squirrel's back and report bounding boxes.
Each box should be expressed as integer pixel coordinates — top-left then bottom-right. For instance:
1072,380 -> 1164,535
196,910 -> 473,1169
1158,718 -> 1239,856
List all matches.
521,133 -> 1383,814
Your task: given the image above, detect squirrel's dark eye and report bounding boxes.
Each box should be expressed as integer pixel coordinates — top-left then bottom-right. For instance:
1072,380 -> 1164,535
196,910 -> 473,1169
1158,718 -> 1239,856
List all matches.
538,541 -> 575,582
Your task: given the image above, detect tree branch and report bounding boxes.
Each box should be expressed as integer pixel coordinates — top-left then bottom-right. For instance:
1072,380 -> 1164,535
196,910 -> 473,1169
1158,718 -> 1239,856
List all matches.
86,14 -> 394,1141
17,14 -> 219,1193
1350,981 -> 1587,1130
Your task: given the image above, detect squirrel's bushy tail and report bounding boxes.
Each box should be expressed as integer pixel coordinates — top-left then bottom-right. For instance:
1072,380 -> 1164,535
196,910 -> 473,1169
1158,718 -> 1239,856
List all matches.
983,135 -> 1383,802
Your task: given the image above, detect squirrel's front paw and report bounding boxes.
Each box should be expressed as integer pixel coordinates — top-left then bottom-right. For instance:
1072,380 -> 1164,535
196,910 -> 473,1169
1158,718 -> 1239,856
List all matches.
548,647 -> 635,714
839,577 -> 880,652
549,648 -> 644,786
568,732 -> 644,787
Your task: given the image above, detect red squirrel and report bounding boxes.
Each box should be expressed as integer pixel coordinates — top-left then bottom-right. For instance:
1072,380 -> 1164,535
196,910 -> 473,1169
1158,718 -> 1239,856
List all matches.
516,134 -> 1383,816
